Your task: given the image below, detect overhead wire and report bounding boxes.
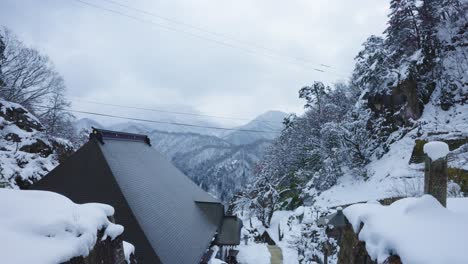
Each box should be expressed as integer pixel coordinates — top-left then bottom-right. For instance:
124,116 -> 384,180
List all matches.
69,97 -> 281,125
0,87 -> 283,125
30,104 -> 282,133
70,0 -> 349,77
98,0 -> 342,72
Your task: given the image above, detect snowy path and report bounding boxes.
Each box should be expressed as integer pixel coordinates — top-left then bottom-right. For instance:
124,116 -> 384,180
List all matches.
267,245 -> 283,264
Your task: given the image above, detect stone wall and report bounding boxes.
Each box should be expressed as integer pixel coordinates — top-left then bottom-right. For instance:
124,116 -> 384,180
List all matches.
333,222 -> 402,264
64,229 -> 136,264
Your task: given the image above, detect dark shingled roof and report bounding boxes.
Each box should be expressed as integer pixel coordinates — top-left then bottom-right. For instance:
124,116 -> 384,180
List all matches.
32,129 -> 242,264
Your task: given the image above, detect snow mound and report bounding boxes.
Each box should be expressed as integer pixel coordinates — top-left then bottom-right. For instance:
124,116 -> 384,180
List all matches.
123,241 -> 135,263
423,141 -> 450,161
0,189 -> 124,263
344,195 -> 468,264
236,242 -> 271,264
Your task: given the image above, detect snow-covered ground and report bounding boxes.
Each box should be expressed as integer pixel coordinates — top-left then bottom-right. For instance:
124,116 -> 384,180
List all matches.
266,210 -> 300,264
0,189 -> 126,263
314,133 -> 422,207
237,242 -> 271,264
314,102 -> 468,208
344,196 -> 468,264
237,209 -> 304,264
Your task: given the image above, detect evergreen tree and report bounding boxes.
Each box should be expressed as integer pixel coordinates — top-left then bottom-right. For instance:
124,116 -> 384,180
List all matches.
352,35 -> 390,94
385,0 -> 421,62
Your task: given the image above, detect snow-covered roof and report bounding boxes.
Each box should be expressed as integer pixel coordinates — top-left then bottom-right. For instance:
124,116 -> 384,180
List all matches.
0,189 -> 123,263
344,195 -> 468,264
99,137 -> 222,264
33,129 -> 242,263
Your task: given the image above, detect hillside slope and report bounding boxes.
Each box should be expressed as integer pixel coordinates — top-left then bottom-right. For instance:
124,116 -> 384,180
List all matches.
73,112 -> 283,202
222,111 -> 288,145
0,100 -> 73,188
114,124 -> 271,201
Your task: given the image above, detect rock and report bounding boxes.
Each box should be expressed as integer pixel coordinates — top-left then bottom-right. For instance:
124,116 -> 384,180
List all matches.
0,99 -> 76,189
337,223 -> 376,264
15,175 -> 33,189
4,133 -> 21,142
383,255 -> 402,264
0,101 -> 44,132
64,229 -> 133,264
19,139 -> 53,157
51,139 -> 74,163
366,79 -> 425,129
335,220 -> 402,264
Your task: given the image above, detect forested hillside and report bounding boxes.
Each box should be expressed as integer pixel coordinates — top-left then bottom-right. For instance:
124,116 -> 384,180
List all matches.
233,0 -> 467,262
75,117 -> 281,202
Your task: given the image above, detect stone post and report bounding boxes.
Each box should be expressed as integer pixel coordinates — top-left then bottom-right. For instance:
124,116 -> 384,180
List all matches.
423,141 -> 449,207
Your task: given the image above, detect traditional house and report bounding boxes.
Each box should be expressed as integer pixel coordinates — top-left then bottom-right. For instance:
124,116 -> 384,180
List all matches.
32,128 -> 242,264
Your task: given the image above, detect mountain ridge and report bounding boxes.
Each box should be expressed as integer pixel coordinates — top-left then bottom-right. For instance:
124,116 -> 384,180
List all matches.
72,110 -> 285,201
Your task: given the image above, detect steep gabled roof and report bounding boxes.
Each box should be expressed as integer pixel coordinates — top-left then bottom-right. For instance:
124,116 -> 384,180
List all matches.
32,129 -> 232,264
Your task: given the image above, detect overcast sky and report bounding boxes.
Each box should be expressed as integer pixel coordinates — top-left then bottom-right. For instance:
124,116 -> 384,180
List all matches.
1,0 -> 389,126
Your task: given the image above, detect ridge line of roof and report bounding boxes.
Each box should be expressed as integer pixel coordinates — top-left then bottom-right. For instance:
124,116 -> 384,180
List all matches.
90,128 -> 152,146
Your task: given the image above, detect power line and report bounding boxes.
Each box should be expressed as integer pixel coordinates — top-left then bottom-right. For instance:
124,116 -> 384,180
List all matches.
1,87 -> 284,125
99,0 -> 341,71
70,0 -> 345,75
69,97 -> 279,125
31,104 -> 281,133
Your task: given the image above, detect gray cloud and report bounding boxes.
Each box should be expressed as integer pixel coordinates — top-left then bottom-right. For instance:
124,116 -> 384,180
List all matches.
1,0 -> 389,124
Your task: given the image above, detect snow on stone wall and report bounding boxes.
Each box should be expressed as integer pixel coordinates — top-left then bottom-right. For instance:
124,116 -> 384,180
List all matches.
0,189 -> 125,263
344,196 -> 468,264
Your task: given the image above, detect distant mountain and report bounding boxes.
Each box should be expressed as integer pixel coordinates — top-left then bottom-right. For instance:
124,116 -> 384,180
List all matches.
72,111 -> 283,202
147,130 -> 271,201
223,110 -> 288,145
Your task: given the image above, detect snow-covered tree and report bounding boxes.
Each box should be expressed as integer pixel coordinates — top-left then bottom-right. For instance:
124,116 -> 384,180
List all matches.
232,0 -> 467,232
0,27 -> 75,140
233,81 -> 361,226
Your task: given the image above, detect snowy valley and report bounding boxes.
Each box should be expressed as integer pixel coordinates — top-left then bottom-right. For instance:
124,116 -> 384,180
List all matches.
73,110 -> 287,202
1,0 -> 468,263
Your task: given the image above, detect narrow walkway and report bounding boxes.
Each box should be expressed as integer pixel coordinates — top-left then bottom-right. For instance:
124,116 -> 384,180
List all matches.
267,245 -> 283,264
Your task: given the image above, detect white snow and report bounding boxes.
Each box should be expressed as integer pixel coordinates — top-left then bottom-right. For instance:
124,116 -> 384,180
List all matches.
207,246 -> 227,264
123,241 -> 135,263
237,243 -> 271,264
314,134 -> 422,207
0,189 -> 124,264
102,223 -> 124,241
208,258 -> 227,264
344,195 -> 468,264
0,99 -> 63,188
447,198 -> 468,216
266,210 -> 299,264
423,141 -> 450,161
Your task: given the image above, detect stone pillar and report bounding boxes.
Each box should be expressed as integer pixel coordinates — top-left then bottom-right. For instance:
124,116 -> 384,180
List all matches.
423,141 -> 449,207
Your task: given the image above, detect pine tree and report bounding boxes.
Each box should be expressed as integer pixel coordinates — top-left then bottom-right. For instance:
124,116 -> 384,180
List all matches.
385,0 -> 421,63
352,35 -> 390,94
